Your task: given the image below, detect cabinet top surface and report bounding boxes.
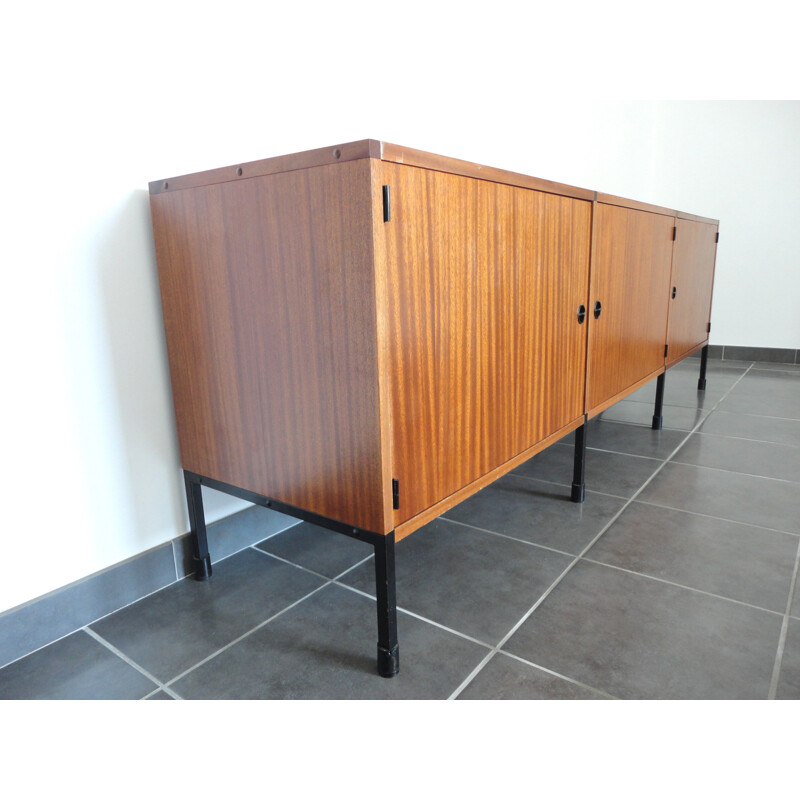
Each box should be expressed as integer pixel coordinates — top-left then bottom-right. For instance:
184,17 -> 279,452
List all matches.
148,139 -> 718,224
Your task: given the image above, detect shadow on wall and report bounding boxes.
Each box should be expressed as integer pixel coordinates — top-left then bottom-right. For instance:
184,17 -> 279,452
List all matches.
96,189 -> 187,542
94,190 -> 251,550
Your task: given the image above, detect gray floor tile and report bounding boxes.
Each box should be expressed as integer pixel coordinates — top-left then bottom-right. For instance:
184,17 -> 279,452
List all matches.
625,373 -> 727,410
146,690 -> 174,700
792,582 -> 800,620
723,346 -> 795,364
561,419 -> 688,460
457,652 -> 608,699
697,411 -> 800,448
637,462 -> 800,534
504,560 -> 782,699
90,549 -> 325,683
717,372 -> 800,420
172,584 -> 490,699
0,543 -> 177,670
776,619 -> 800,699
442,474 -> 626,555
585,502 -> 798,613
749,362 -> 800,373
597,400 -> 709,431
341,518 -> 572,646
175,505 -> 300,578
673,358 -> 752,374
672,433 -> 800,483
0,631 -> 157,700
513,443 -> 661,499
255,521 -> 374,578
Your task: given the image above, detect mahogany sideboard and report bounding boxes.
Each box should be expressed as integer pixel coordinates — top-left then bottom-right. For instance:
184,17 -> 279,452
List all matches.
149,140 -> 719,677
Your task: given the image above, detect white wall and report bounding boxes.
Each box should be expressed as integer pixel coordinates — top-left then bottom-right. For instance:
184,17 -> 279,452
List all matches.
2,3 -> 797,614
649,102 -> 800,349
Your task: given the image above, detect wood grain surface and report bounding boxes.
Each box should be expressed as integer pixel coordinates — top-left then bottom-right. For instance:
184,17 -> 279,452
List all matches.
666,218 -> 718,364
586,203 -> 675,414
151,159 -> 392,534
596,192 -> 718,226
149,140 -> 380,195
380,162 -> 592,526
380,142 -> 594,201
394,415 -> 587,540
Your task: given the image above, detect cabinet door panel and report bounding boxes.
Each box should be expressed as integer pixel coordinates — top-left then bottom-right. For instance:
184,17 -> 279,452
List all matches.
587,204 -> 674,413
666,218 -> 718,363
382,163 -> 591,525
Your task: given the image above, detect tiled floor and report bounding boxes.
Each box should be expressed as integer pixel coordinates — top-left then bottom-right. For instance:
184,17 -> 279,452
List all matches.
2,358 -> 799,700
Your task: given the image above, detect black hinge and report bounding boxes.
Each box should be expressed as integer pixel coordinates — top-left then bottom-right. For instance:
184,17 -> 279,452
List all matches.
715,231 -> 719,243
672,226 -> 677,241
707,322 -> 711,333
392,478 -> 399,509
664,344 -> 669,358
382,185 -> 391,222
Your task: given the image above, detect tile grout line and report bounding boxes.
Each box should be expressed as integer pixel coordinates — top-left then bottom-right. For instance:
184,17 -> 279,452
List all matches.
436,516 -> 579,558
0,526 -> 310,674
632,498 -> 800,538
699,409 -> 800,423
156,553 -> 384,691
496,649 -> 620,700
503,472 -> 628,499
447,362 -> 754,700
445,465 -> 792,614
153,553 -> 379,693
550,442 -> 667,463
579,557 -> 787,618
667,459 -> 800,486
331,577 -> 497,651
163,580 -> 335,690
249,543 -> 347,583
767,537 -> 800,699
690,429 -> 800,449
82,627 -> 182,700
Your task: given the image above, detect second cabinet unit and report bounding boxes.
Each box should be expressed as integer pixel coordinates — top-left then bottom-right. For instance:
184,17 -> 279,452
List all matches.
666,217 -> 719,366
586,202 -> 675,416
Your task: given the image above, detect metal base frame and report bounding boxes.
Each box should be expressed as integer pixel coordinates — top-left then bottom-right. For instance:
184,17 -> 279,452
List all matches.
182,470 -> 400,678
698,344 -> 709,391
652,373 -> 665,430
571,420 -> 587,503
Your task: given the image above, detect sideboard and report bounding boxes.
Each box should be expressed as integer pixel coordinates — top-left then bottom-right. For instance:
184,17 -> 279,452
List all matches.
149,140 -> 719,677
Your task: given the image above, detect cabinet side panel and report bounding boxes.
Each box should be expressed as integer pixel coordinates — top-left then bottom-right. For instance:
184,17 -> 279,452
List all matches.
151,160 -> 388,533
382,163 -> 591,525
586,204 -> 675,412
666,218 -> 718,362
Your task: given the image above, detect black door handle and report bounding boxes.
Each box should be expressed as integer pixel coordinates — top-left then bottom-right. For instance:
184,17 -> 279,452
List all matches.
672,286 -> 677,299
577,304 -> 586,324
594,300 -> 602,319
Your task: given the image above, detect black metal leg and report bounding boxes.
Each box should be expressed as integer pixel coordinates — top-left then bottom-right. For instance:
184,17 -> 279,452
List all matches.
698,344 -> 708,391
374,532 -> 399,678
184,472 -> 212,580
652,373 -> 665,430
571,422 -> 587,503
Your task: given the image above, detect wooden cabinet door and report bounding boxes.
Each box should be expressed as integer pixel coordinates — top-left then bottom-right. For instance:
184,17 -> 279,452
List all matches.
666,218 -> 718,364
380,162 -> 592,526
586,203 -> 675,414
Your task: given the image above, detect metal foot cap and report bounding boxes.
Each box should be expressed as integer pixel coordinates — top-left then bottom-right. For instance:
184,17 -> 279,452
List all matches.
652,416 -> 663,430
377,643 -> 399,678
570,483 -> 586,503
698,379 -> 707,391
193,554 -> 212,581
